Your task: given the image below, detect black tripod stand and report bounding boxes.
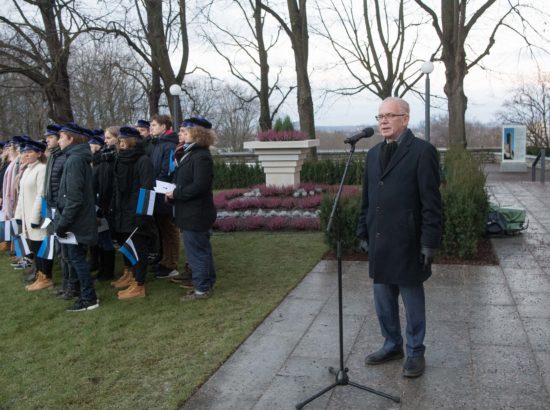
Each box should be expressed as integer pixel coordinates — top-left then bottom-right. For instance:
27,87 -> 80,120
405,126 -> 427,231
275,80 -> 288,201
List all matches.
295,142 -> 400,409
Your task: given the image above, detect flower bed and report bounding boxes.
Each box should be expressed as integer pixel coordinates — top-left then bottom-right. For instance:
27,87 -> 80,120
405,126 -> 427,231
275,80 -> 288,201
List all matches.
214,183 -> 360,232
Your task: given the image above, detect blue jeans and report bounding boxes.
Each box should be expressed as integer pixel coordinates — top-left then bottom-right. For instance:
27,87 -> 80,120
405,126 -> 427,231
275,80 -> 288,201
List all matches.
63,243 -> 97,303
58,241 -> 78,292
373,283 -> 426,357
97,229 -> 114,251
182,230 -> 216,292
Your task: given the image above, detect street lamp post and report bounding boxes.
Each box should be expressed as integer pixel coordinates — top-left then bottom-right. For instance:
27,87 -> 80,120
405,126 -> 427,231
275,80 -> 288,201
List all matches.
420,61 -> 434,143
169,84 -> 182,129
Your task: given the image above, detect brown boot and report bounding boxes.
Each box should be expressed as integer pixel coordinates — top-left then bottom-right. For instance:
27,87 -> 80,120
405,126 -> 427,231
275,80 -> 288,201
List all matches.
26,271 -> 54,291
111,267 -> 132,288
118,282 -> 145,300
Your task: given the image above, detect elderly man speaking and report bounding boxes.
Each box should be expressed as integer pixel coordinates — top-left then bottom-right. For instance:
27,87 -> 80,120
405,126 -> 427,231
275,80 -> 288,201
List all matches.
357,97 -> 442,378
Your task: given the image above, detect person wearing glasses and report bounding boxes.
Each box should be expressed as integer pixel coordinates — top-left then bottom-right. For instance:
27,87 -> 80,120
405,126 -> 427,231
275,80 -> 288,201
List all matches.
356,97 -> 442,378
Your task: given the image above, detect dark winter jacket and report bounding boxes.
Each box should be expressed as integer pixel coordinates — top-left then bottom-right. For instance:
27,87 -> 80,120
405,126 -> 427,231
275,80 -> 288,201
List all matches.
142,137 -> 154,157
0,161 -> 9,198
172,144 -> 216,232
111,145 -> 154,234
93,146 -> 116,216
150,130 -> 178,215
44,146 -> 66,208
357,129 -> 442,285
54,143 -> 97,245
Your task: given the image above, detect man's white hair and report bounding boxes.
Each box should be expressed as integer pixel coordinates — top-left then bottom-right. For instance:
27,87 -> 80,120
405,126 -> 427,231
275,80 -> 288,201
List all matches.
382,97 -> 410,114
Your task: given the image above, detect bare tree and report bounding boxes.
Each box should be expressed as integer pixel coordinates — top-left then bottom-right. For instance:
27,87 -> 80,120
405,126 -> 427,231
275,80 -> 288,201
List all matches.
0,0 -> 89,122
498,74 -> 550,149
421,114 -> 501,148
202,0 -> 294,131
70,41 -> 149,128
259,1 -> 316,142
415,0 -> 544,147
178,77 -> 220,121
92,0 -> 190,118
315,0 -> 437,99
215,85 -> 259,151
0,73 -> 49,138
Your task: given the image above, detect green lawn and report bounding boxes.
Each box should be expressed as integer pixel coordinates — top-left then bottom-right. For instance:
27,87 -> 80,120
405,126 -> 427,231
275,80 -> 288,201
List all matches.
0,232 -> 327,409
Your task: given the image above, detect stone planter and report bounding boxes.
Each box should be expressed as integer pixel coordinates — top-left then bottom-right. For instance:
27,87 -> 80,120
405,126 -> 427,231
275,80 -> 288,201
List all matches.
243,139 -> 320,187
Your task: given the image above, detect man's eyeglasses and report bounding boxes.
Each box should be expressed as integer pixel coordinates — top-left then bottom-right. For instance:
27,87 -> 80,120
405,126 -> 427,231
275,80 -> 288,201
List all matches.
375,113 -> 407,121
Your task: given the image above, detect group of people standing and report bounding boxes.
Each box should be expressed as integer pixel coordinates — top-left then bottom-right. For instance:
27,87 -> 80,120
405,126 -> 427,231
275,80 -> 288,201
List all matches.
1,115 -> 218,312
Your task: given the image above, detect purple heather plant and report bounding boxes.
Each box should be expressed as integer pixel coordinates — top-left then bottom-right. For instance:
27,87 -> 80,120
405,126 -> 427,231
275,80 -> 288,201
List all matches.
212,183 -> 360,232
256,130 -> 307,142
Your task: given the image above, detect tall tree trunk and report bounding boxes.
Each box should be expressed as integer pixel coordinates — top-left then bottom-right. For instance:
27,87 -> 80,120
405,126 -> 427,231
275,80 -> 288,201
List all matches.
288,0 -> 315,141
260,0 -> 316,151
444,69 -> 467,148
45,66 -> 74,123
441,0 -> 467,147
40,2 -> 74,123
149,61 -> 162,117
255,0 -> 271,131
146,0 -> 182,121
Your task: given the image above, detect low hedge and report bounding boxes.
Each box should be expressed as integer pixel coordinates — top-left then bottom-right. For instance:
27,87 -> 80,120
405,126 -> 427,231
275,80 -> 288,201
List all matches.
213,160 -> 264,190
213,158 -> 365,189
526,146 -> 550,156
301,158 -> 364,185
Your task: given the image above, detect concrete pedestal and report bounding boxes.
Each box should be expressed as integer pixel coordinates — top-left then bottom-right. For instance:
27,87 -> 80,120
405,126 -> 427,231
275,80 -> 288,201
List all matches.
243,139 -> 320,188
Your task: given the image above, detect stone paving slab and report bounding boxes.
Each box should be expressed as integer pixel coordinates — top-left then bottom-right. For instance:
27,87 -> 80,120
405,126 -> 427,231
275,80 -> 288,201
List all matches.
183,169 -> 550,409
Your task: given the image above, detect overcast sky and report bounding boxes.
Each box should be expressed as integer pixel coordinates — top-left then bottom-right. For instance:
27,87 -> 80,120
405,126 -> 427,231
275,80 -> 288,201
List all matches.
180,0 -> 549,129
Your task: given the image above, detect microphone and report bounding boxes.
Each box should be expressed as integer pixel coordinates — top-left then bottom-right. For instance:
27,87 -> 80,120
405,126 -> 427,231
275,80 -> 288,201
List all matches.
344,127 -> 374,144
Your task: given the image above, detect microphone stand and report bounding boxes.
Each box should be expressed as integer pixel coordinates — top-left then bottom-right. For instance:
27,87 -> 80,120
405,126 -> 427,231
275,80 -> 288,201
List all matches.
295,141 -> 400,409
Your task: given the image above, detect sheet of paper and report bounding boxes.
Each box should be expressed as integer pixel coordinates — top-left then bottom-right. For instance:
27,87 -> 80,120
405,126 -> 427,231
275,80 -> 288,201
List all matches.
55,232 -> 78,245
41,217 -> 52,229
154,180 -> 176,194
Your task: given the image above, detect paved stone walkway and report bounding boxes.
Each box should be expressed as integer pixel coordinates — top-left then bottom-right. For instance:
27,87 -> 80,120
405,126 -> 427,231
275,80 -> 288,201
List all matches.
183,167 -> 550,409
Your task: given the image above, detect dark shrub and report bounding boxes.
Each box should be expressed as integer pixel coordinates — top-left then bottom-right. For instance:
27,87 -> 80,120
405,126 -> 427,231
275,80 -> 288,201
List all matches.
441,146 -> 489,257
319,193 -> 362,251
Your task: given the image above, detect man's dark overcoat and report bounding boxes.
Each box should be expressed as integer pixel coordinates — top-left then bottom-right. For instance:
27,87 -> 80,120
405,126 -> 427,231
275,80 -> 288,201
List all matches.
357,129 -> 442,285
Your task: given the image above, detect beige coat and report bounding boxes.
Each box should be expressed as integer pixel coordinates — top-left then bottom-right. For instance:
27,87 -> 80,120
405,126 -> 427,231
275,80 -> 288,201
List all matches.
15,161 -> 47,241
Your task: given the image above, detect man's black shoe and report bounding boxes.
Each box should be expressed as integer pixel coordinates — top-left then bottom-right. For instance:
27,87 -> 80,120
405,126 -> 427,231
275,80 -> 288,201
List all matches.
155,265 -> 179,279
402,356 -> 425,378
365,348 -> 404,365
66,299 -> 99,312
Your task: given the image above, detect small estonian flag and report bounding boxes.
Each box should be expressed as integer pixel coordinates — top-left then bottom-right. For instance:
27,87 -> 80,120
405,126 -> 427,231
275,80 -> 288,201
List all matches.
13,235 -> 31,257
40,197 -> 48,219
119,238 -> 139,266
136,188 -> 156,216
168,149 -> 175,175
4,219 -> 18,241
37,235 -> 55,260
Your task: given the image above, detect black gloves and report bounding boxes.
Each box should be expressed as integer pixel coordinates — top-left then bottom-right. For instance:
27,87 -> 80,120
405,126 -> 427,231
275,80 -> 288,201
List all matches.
56,225 -> 68,238
31,223 -> 40,229
420,247 -> 436,267
358,239 -> 369,254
